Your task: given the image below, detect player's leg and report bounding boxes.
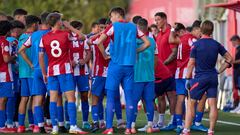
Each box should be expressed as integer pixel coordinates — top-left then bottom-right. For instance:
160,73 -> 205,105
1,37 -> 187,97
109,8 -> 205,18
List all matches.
131,82 -> 144,133
17,78 -> 30,133
142,82 -> 155,133
57,94 -> 67,133
98,94 -> 105,128
60,74 -> 87,134
64,100 -> 69,129
191,94 -> 208,132
175,79 -> 187,133
102,62 -> 122,134
115,88 -> 125,129
44,94 -> 52,130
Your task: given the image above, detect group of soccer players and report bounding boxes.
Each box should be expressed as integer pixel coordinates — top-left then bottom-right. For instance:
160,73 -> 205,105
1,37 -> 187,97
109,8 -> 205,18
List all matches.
0,6 -> 233,135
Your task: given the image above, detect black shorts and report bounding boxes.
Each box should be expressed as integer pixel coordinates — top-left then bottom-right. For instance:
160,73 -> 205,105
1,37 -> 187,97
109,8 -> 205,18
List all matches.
155,77 -> 176,97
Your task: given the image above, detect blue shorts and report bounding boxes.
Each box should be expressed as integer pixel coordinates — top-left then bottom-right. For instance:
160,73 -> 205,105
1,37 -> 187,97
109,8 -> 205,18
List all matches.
133,81 -> 155,101
155,77 -> 176,97
74,75 -> 89,92
32,69 -> 47,96
105,61 -> 134,91
190,74 -> 218,100
0,82 -> 14,98
91,76 -> 106,97
47,74 -> 75,93
20,78 -> 33,96
176,79 -> 187,95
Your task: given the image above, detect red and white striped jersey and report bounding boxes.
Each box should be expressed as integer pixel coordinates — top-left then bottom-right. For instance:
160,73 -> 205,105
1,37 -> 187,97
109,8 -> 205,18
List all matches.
0,36 -> 13,82
70,33 -> 90,76
39,30 -> 73,76
175,33 -> 197,79
90,35 -> 110,77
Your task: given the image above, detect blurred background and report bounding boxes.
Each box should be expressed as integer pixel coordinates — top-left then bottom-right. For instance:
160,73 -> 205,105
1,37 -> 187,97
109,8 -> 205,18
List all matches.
1,0 -> 240,111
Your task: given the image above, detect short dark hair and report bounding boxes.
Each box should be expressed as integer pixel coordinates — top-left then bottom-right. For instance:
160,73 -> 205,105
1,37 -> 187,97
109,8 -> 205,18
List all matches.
46,13 -> 61,27
98,18 -> 107,25
40,12 -> 50,24
25,15 -> 40,28
109,7 -> 125,17
154,12 -> 167,19
186,26 -> 192,32
7,16 -> 14,21
192,20 -> 201,29
175,22 -> 185,32
132,15 -> 142,24
91,22 -> 99,28
0,21 -> 12,36
70,20 -> 83,29
150,24 -> 158,29
230,35 -> 240,41
201,20 -> 214,36
13,8 -> 27,16
137,18 -> 148,31
11,20 -> 25,29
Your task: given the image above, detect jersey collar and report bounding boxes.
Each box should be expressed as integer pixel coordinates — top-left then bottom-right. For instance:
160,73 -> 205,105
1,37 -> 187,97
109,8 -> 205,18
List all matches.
201,35 -> 212,39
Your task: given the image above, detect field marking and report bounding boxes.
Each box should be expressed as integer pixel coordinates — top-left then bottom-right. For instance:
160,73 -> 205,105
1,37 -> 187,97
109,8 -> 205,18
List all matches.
202,118 -> 240,126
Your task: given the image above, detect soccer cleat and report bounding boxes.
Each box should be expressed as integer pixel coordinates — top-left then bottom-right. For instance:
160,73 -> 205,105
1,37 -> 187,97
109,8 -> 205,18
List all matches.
146,126 -> 153,133
131,127 -> 137,134
208,131 -> 214,135
26,124 -> 34,131
44,123 -> 53,131
69,125 -> 88,134
160,123 -> 176,131
230,104 -> 240,113
124,128 -> 131,134
91,122 -> 99,133
17,126 -> 26,133
40,127 -> 47,133
82,122 -> 91,129
65,122 -> 70,130
0,127 -> 17,133
51,126 -> 59,135
102,128 -> 114,134
59,126 -> 68,133
33,125 -> 40,133
152,122 -> 164,132
137,125 -> 147,132
180,132 -> 191,135
117,122 -> 126,129
99,121 -> 106,129
175,126 -> 183,134
191,124 -> 208,132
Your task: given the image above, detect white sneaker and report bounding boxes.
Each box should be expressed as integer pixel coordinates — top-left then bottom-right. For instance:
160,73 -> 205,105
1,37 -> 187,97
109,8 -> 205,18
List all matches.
69,125 -> 88,134
138,125 -> 147,132
51,126 -> 59,135
230,104 -> 240,113
152,122 -> 164,131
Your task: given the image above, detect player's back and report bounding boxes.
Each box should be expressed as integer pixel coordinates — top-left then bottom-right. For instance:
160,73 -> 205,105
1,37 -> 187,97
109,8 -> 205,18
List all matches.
112,22 -> 137,66
31,29 -> 50,69
191,38 -> 226,76
41,30 -> 72,76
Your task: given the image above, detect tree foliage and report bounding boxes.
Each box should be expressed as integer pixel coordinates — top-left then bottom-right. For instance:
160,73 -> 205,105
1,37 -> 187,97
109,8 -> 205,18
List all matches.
0,0 -> 129,33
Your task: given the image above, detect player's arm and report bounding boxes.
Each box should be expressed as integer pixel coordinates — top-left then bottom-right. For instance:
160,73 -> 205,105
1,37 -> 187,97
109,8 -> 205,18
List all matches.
96,34 -> 110,60
154,45 -> 158,68
63,21 -> 85,40
39,39 -> 47,83
186,58 -> 195,79
18,45 -> 34,69
218,52 -> 233,74
164,46 -> 178,65
169,29 -> 181,44
80,44 -> 92,65
137,35 -> 150,52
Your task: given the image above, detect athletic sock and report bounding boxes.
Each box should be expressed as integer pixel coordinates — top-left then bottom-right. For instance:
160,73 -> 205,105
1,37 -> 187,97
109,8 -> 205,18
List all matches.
49,102 -> 57,126
81,101 -> 89,122
68,102 -> 77,126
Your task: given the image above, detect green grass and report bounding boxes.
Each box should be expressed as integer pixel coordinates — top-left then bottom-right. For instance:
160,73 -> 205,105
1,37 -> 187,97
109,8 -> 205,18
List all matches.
4,110 -> 240,135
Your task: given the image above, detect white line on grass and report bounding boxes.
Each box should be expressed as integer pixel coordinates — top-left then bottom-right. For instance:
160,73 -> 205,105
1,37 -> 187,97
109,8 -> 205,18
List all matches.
202,118 -> 240,126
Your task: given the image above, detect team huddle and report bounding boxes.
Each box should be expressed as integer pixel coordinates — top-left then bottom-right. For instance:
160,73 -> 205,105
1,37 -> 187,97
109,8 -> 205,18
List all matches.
0,7 -> 233,135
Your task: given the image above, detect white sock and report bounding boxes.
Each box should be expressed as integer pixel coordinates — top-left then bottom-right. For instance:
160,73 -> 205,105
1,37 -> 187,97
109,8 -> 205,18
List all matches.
46,119 -> 51,125
82,121 -> 88,125
53,126 -> 59,131
169,115 -> 174,124
7,124 -> 13,128
38,122 -> 44,127
117,119 -> 123,125
158,114 -> 165,124
195,122 -> 201,126
99,120 -> 105,124
131,122 -> 135,128
58,122 -> 64,127
208,129 -> 214,133
147,121 -> 153,127
153,111 -> 159,124
183,128 -> 190,133
70,125 -> 77,129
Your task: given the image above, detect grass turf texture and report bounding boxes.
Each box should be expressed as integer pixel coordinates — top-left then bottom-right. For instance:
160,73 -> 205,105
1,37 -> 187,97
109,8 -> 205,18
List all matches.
5,110 -> 240,135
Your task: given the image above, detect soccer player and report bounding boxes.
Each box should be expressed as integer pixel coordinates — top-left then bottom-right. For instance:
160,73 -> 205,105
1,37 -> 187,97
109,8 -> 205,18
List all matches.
96,7 -> 150,134
181,20 -> 233,135
169,22 -> 197,133
39,13 -> 87,134
87,22 -> 99,38
131,18 -> 157,134
18,12 -> 51,133
6,20 -> 25,131
0,12 -> 7,21
154,12 -> 177,130
13,8 -> 28,25
17,15 -> 40,133
0,21 -> 16,133
69,20 -> 92,129
149,24 -> 159,38
132,15 -> 142,24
